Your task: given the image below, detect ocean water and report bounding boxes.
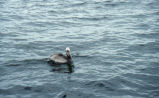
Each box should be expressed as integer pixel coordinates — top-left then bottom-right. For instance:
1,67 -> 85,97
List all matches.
0,0 -> 159,98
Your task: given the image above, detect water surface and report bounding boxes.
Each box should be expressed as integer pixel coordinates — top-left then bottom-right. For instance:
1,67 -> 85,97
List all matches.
0,0 -> 159,98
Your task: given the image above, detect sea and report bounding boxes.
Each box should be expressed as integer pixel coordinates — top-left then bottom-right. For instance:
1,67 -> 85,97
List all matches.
0,0 -> 159,98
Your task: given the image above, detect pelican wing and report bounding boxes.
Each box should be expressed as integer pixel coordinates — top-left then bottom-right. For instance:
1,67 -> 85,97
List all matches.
50,54 -> 67,63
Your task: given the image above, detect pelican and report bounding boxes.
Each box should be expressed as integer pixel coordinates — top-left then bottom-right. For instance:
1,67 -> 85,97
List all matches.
48,47 -> 72,65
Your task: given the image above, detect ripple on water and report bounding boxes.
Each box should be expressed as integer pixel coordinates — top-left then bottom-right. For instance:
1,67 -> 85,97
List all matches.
126,41 -> 159,54
136,32 -> 159,40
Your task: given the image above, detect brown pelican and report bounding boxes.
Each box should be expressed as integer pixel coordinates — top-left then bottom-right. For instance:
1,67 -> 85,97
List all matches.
48,47 -> 72,65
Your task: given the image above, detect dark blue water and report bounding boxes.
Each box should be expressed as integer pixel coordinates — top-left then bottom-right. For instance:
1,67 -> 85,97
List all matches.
0,0 -> 159,98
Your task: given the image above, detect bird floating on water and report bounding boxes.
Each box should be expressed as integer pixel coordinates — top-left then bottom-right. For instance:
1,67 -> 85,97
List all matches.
48,47 -> 73,65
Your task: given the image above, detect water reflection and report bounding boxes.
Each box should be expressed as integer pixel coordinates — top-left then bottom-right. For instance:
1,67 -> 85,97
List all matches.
48,61 -> 74,73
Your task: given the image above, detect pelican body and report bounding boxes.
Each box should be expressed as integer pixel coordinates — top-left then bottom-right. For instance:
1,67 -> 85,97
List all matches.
48,47 -> 72,65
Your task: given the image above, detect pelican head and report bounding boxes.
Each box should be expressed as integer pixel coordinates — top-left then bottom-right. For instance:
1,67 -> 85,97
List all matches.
66,47 -> 70,52
65,47 -> 71,59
